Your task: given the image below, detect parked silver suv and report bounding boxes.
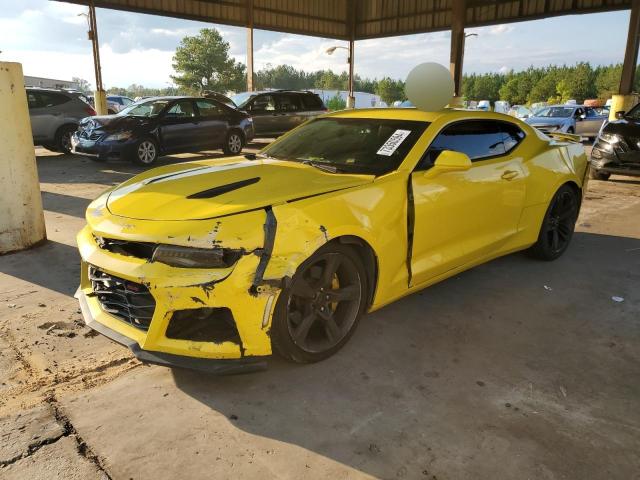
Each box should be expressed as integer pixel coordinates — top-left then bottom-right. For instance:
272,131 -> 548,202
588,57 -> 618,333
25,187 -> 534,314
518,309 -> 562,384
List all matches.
27,88 -> 96,153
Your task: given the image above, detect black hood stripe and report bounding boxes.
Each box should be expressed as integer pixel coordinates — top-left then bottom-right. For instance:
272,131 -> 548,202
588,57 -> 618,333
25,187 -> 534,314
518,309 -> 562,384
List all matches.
187,177 -> 261,199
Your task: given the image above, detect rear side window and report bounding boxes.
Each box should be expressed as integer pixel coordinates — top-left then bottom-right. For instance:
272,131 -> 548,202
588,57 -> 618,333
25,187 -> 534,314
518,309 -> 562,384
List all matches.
417,120 -> 525,170
27,91 -> 39,109
37,92 -> 70,108
166,100 -> 196,118
196,99 -> 225,117
301,93 -> 325,110
277,94 -> 302,112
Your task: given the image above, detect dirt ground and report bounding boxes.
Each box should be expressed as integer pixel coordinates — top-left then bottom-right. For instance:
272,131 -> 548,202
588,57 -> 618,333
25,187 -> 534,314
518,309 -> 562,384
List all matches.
1,145 -> 639,479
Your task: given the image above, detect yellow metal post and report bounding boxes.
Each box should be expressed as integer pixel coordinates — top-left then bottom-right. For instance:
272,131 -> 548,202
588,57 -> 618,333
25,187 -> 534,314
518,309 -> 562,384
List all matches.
449,0 -> 466,106
246,0 -> 254,91
0,62 -> 46,253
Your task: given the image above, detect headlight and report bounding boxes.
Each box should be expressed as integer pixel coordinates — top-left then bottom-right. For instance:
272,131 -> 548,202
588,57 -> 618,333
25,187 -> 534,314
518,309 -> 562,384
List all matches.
105,131 -> 133,141
599,132 -> 620,144
152,245 -> 243,268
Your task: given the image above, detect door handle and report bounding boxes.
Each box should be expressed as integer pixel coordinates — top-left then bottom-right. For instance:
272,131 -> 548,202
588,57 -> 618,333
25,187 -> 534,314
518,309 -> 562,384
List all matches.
501,170 -> 519,180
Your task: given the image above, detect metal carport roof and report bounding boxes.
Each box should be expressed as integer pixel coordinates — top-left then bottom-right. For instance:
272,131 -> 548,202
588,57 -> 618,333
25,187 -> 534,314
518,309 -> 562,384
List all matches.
57,0 -> 632,40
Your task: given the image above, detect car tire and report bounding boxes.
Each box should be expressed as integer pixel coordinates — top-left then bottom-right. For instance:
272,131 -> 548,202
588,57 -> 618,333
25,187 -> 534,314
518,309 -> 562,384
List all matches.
589,167 -> 610,181
55,125 -> 77,154
567,127 -> 575,134
271,243 -> 368,363
526,184 -> 579,261
132,137 -> 159,166
42,143 -> 59,153
222,131 -> 244,155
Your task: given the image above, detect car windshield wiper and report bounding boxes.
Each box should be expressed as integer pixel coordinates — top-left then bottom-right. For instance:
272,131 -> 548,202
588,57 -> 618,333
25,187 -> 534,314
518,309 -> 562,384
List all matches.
299,159 -> 340,174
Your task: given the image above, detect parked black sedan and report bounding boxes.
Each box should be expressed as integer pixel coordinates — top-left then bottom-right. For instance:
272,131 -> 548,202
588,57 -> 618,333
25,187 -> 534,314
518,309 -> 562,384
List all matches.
590,105 -> 640,180
71,96 -> 254,165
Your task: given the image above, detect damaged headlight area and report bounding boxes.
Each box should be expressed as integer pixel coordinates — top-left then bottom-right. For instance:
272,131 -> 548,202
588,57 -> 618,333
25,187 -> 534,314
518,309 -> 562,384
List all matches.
151,244 -> 244,268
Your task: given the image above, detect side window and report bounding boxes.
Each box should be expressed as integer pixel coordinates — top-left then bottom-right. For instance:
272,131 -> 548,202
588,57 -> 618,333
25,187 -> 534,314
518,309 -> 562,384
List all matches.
585,107 -> 598,118
301,93 -> 324,110
196,100 -> 224,118
37,92 -> 69,108
166,100 -> 196,118
277,94 -> 302,112
417,120 -> 507,170
27,91 -> 40,109
501,122 -> 525,153
250,95 -> 276,112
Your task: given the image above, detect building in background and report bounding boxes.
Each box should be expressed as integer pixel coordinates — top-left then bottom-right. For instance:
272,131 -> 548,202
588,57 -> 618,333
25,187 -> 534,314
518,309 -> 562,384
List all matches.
23,76 -> 78,90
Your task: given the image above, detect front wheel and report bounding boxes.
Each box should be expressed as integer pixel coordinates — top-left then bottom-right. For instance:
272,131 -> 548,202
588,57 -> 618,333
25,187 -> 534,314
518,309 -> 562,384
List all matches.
223,131 -> 244,155
567,127 -> 575,134
526,185 -> 579,261
132,138 -> 159,166
271,244 -> 368,363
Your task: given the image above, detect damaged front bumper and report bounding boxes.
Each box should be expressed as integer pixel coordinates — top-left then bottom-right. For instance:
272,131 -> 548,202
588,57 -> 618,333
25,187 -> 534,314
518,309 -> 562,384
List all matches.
75,207 -> 281,373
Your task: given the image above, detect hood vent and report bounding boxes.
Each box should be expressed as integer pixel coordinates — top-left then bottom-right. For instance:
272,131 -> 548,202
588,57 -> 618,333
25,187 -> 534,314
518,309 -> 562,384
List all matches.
187,177 -> 261,199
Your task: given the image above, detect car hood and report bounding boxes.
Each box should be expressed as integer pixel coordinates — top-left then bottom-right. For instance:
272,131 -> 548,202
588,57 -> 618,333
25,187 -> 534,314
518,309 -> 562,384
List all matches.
602,117 -> 640,137
106,157 -> 374,221
79,114 -> 155,133
526,116 -> 569,126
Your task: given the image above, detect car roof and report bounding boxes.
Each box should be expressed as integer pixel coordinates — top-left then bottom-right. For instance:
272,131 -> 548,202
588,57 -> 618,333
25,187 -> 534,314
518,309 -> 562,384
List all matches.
236,90 -> 318,96
324,107 -> 524,125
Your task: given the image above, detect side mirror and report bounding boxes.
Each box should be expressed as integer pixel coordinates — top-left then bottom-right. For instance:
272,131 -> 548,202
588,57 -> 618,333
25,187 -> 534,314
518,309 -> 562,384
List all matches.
616,111 -> 625,119
428,150 -> 472,175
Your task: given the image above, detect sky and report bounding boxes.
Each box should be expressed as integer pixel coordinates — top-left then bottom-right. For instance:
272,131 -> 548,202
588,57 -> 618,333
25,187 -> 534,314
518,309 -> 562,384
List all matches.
0,0 -> 631,89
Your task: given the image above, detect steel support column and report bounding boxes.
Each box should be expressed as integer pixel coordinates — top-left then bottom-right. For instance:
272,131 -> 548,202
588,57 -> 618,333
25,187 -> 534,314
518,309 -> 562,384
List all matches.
88,0 -> 107,115
347,0 -> 356,108
449,0 -> 466,102
246,0 -> 254,91
611,0 -> 640,119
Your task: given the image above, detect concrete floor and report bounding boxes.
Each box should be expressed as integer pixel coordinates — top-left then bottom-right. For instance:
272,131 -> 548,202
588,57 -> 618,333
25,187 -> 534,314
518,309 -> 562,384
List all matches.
0,146 -> 639,479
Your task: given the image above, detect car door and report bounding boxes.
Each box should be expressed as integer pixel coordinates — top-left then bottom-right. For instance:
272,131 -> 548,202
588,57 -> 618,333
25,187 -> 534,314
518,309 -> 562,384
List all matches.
246,94 -> 279,136
274,93 -> 304,132
159,99 -> 199,152
28,91 -> 67,142
194,99 -> 228,147
581,107 -> 607,137
409,120 -> 526,286
27,91 -> 48,141
573,107 -> 588,135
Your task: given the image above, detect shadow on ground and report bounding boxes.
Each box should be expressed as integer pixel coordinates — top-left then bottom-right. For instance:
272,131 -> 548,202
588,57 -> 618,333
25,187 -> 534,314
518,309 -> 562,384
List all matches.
170,232 -> 640,479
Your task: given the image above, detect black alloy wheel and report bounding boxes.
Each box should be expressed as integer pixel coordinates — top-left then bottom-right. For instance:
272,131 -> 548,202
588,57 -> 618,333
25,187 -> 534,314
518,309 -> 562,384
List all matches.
527,185 -> 579,261
56,125 -> 77,154
271,244 -> 367,363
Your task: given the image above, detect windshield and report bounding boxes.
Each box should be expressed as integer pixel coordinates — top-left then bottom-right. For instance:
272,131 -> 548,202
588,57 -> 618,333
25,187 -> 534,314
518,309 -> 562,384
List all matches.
230,92 -> 255,108
535,107 -> 574,118
119,99 -> 170,117
262,117 -> 429,175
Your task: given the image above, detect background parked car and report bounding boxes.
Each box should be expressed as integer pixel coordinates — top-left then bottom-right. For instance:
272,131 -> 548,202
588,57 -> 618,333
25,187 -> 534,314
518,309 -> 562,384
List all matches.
590,104 -> 640,180
71,96 -> 254,165
525,104 -> 609,139
106,95 -> 135,113
27,87 -> 96,153
230,90 -> 327,137
508,105 -> 532,119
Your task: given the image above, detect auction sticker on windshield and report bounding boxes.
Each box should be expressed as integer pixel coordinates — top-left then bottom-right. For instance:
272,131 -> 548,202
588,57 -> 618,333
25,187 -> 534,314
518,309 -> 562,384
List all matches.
377,129 -> 412,156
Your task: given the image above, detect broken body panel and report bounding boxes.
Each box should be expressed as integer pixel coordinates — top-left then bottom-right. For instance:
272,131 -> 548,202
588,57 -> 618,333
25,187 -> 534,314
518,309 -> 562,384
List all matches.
76,108 -> 588,370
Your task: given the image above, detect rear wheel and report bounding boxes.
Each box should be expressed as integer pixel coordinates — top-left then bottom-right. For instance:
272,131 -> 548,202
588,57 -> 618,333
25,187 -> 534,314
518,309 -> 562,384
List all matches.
223,131 -> 244,155
589,167 -> 610,181
271,244 -> 368,363
55,125 -> 77,154
526,185 -> 579,261
132,137 -> 159,166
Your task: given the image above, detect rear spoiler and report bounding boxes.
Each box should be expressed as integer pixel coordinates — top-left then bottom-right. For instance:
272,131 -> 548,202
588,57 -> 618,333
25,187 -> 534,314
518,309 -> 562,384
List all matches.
546,132 -> 581,143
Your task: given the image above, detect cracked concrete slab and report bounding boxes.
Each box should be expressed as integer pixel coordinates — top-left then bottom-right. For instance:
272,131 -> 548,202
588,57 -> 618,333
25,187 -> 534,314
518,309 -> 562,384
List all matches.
1,436 -> 108,480
0,405 -> 65,466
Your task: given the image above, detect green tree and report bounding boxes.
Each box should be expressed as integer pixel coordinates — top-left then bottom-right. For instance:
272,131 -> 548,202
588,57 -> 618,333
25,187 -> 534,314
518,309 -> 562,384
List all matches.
72,77 -> 92,94
595,64 -> 622,100
375,77 -> 405,105
326,94 -> 347,110
171,28 -> 246,93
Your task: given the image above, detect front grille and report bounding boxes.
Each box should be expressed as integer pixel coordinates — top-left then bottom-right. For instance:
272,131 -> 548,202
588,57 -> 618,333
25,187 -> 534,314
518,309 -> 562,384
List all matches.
89,266 -> 155,330
79,129 -> 104,141
94,236 -> 156,260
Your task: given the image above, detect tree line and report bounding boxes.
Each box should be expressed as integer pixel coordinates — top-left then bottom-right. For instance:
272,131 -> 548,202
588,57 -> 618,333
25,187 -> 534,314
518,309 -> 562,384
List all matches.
104,28 -> 636,107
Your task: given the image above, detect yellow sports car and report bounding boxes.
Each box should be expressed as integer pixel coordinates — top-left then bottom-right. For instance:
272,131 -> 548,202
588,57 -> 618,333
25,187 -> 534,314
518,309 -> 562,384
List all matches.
76,108 -> 588,373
